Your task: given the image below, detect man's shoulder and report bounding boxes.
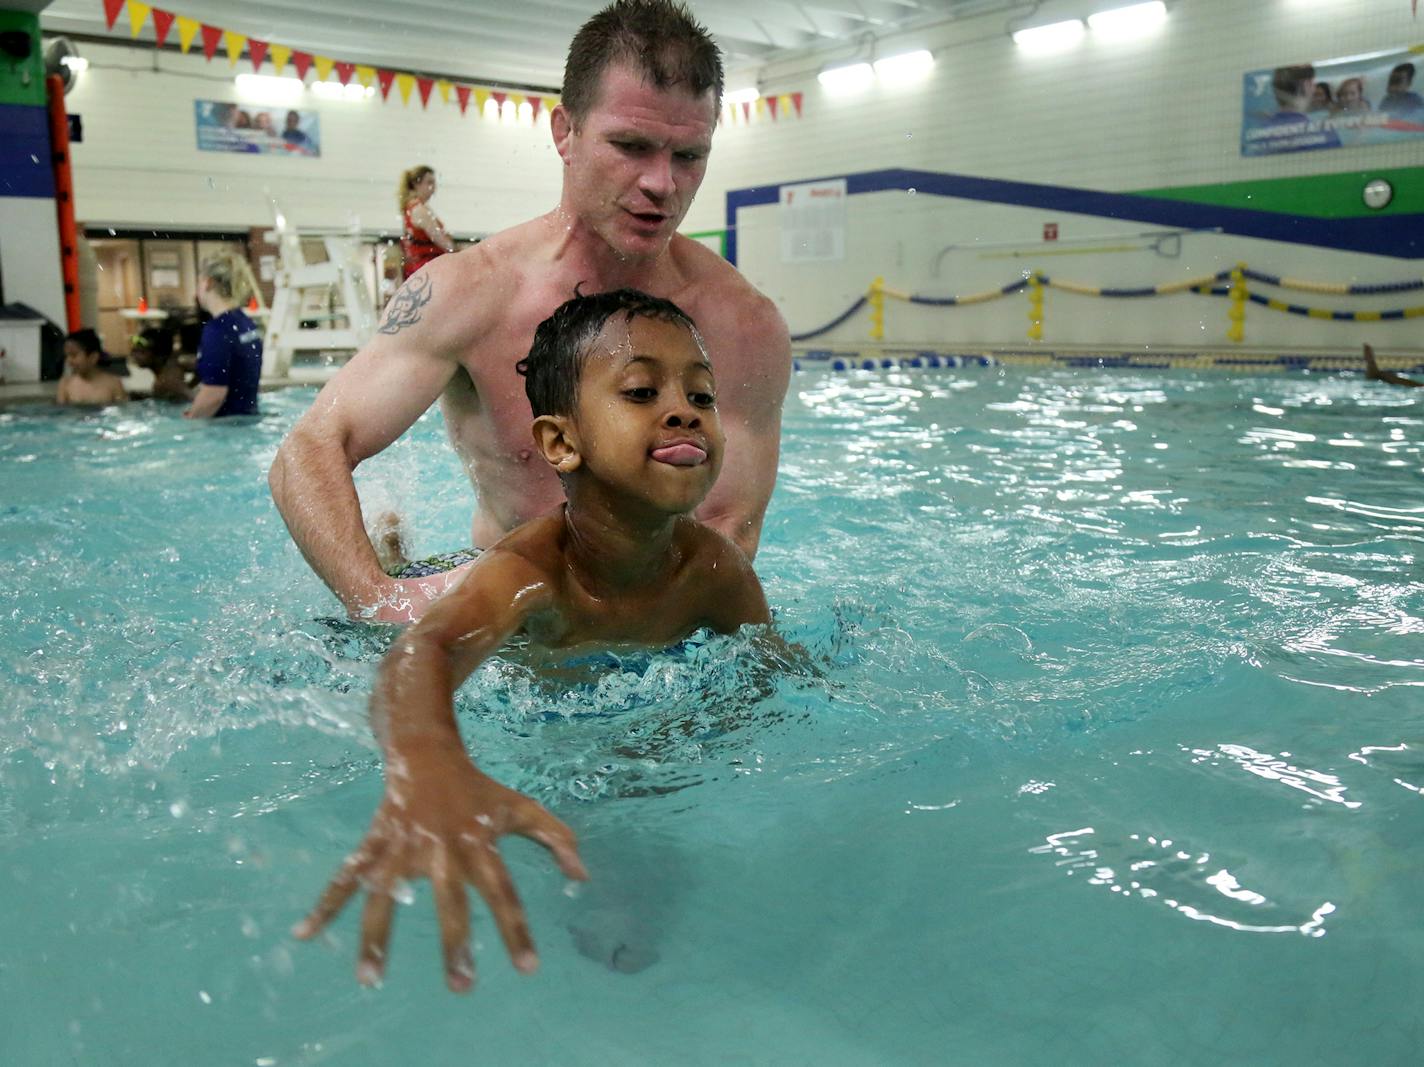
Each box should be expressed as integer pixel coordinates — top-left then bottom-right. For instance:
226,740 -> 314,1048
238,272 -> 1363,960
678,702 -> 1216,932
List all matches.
669,237 -> 786,337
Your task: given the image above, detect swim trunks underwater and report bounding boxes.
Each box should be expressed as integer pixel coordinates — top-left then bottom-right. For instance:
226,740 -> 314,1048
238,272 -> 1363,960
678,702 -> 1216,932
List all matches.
383,547 -> 482,579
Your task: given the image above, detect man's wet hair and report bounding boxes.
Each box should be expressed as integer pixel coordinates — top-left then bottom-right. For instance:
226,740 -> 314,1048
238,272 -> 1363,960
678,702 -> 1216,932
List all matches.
518,287 -> 698,418
561,0 -> 723,121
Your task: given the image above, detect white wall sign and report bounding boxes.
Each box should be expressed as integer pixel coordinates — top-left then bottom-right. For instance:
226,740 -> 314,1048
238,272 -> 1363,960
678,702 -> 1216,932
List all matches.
780,179 -> 847,263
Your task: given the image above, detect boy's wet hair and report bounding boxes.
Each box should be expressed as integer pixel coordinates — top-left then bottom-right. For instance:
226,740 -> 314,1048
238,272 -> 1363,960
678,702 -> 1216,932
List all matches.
132,326 -> 175,369
66,328 -> 102,354
561,0 -> 723,121
518,287 -> 698,417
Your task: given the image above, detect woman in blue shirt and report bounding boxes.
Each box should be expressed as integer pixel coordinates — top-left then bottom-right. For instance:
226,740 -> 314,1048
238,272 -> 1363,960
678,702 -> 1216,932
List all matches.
187,252 -> 264,419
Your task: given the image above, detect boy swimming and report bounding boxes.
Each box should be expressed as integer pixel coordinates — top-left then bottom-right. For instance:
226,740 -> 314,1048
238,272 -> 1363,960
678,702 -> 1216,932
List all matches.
56,329 -> 128,407
293,288 -> 772,992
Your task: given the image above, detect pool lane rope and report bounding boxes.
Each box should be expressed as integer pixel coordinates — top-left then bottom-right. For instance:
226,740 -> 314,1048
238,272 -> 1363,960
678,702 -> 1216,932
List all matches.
789,265 -> 1424,343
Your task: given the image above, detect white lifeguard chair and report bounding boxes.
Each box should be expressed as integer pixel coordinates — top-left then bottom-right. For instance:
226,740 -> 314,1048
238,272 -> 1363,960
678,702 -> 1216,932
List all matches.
262,203 -> 376,379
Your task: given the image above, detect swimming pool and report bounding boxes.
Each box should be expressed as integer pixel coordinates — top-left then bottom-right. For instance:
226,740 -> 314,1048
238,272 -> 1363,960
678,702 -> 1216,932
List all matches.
2,369 -> 1421,1064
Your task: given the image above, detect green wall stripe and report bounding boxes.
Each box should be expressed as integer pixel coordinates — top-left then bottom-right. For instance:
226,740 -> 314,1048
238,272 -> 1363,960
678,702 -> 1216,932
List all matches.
0,12 -> 45,109
1133,166 -> 1424,220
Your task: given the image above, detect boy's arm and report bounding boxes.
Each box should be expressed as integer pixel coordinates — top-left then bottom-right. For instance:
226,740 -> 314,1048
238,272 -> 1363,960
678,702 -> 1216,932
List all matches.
109,377 -> 129,404
294,550 -> 587,992
56,377 -> 69,403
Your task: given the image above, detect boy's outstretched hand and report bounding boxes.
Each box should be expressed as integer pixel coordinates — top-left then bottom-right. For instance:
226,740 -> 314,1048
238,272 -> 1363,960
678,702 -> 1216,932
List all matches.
293,741 -> 587,993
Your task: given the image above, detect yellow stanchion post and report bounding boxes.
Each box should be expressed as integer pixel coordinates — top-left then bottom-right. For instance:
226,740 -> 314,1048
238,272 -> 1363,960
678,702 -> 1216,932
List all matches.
869,276 -> 885,341
1027,272 -> 1044,341
1227,262 -> 1247,343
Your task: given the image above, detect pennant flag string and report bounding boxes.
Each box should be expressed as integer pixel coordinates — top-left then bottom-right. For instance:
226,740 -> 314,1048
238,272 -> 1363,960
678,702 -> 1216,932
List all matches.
151,8 -> 175,48
90,1 -> 800,124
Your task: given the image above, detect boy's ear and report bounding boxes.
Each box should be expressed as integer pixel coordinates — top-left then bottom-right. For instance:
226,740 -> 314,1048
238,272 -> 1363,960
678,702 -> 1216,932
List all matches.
532,414 -> 581,473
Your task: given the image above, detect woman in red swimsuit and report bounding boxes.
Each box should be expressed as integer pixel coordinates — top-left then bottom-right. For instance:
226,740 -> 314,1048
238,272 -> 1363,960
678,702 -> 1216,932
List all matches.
398,165 -> 457,279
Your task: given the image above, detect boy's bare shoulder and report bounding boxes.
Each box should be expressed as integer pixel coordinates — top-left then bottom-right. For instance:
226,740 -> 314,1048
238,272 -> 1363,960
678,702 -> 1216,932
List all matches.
676,518 -> 769,627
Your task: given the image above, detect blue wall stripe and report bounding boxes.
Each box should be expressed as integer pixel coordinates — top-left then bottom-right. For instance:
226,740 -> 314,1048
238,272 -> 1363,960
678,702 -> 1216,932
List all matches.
0,103 -> 55,199
724,167 -> 1423,266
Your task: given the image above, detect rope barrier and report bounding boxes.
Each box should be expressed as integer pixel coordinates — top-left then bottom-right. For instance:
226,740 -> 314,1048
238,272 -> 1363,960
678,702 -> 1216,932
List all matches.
787,264 -> 1424,342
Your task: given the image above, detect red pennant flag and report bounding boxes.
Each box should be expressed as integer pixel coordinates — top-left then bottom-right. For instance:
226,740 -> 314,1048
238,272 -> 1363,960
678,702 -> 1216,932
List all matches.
334,61 -> 356,85
491,91 -> 508,110
200,24 -> 223,60
741,101 -> 751,123
416,76 -> 434,107
455,84 -> 471,114
530,96 -> 543,122
248,38 -> 268,70
103,0 -> 125,30
791,91 -> 803,118
151,8 -> 175,47
291,51 -> 313,80
376,68 -> 396,99
766,95 -> 779,121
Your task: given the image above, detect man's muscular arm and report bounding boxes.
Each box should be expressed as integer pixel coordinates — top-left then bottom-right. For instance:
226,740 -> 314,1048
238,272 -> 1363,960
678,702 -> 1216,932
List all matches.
269,260 -> 474,620
696,294 -> 792,560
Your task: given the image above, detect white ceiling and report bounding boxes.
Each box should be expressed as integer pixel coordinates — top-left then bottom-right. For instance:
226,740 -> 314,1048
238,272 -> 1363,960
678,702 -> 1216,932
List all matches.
40,0 -> 1023,91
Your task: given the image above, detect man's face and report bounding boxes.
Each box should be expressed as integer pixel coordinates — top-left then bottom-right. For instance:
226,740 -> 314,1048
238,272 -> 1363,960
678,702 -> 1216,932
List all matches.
567,314 -> 724,515
556,63 -> 717,261
1389,69 -> 1412,93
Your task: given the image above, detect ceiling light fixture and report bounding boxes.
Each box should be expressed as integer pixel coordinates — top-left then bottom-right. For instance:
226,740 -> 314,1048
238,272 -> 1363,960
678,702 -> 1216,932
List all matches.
872,49 -> 934,84
1087,1 -> 1168,40
818,61 -> 874,94
310,81 -> 375,102
234,72 -> 305,105
1011,19 -> 1086,54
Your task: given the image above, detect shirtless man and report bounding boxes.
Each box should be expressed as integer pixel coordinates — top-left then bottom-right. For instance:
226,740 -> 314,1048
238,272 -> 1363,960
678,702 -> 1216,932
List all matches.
269,0 -> 791,624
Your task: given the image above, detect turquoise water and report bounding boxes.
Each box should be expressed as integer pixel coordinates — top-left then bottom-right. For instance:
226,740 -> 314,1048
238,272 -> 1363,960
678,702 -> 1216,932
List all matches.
2,370 -> 1422,1065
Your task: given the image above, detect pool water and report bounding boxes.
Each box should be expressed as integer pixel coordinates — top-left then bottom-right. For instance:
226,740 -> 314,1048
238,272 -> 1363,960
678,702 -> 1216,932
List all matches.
2,370 -> 1421,1065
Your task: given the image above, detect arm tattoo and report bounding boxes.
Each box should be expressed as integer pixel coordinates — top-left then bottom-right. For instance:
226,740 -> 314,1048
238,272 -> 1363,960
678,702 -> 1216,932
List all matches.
378,273 -> 434,335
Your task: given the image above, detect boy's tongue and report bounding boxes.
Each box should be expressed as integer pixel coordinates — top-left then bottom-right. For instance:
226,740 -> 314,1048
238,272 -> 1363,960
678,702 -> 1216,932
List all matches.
651,443 -> 707,466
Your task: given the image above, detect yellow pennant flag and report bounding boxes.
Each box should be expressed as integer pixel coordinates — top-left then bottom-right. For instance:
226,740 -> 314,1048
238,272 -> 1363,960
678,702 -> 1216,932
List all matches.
355,65 -> 376,88
176,16 -> 200,53
127,1 -> 151,37
510,92 -> 526,111
269,44 -> 292,76
437,79 -> 452,104
313,55 -> 334,82
779,94 -> 792,119
225,32 -> 246,66
396,73 -> 416,104
474,88 -> 491,116
755,97 -> 766,119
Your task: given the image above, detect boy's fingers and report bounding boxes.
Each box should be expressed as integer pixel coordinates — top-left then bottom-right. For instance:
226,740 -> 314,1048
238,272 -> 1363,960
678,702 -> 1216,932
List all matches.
512,805 -> 589,881
461,841 -> 538,974
357,890 -> 397,986
431,851 -> 475,993
294,841 -> 386,938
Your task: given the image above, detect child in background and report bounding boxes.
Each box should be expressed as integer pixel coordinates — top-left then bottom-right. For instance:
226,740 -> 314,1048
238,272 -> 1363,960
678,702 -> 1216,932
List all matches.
57,329 -> 127,407
293,288 -> 772,993
187,253 -> 263,419
128,327 -> 190,403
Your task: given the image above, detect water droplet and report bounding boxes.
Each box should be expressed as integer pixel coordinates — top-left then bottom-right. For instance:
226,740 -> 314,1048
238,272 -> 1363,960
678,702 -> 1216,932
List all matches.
169,800 -> 188,818
198,990 -> 212,1004
907,188 -> 916,195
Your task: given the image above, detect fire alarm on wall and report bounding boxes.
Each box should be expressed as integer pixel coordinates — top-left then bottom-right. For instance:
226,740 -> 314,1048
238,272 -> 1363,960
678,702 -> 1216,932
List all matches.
1044,223 -> 1059,241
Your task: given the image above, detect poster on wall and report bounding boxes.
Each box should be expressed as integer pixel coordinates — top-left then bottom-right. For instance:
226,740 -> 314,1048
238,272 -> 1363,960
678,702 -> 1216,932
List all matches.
780,179 -> 846,263
1242,47 -> 1424,156
195,100 -> 321,157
